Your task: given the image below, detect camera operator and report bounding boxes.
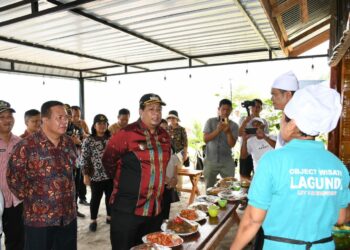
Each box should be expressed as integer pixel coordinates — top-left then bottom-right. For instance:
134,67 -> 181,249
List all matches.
238,99 -> 269,181
238,99 -> 269,136
240,118 -> 275,171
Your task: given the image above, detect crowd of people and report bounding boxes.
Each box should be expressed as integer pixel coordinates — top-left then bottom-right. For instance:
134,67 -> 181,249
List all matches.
0,71 -> 348,250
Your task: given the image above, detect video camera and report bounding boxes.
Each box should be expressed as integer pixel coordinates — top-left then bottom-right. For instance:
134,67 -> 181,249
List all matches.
241,100 -> 255,116
241,100 -> 255,108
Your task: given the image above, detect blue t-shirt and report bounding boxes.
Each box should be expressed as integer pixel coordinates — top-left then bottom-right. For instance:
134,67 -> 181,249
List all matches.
249,139 -> 349,250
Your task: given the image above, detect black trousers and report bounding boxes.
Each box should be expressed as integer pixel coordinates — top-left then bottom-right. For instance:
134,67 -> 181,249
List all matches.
110,209 -> 162,250
24,219 -> 77,250
90,179 -> 113,220
75,168 -> 87,201
3,203 -> 24,250
239,154 -> 254,178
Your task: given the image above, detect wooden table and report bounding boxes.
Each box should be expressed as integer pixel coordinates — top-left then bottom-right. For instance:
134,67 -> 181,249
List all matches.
175,201 -> 242,250
177,169 -> 203,204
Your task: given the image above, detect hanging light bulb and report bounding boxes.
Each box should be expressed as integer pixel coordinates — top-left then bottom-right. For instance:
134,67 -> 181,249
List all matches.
311,57 -> 314,70
164,75 -> 167,81
189,73 -> 192,79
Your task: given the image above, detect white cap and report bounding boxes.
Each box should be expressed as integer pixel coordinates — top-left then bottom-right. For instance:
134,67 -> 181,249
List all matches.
272,71 -> 299,91
284,84 -> 342,136
251,117 -> 265,124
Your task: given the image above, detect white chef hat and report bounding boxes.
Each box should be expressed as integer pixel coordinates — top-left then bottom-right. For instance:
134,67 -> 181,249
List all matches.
272,71 -> 299,91
284,84 -> 342,136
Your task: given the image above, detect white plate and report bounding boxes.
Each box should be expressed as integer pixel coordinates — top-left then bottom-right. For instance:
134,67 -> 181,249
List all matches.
130,243 -> 170,250
188,201 -> 213,213
218,190 -> 247,201
161,219 -> 200,236
195,195 -> 220,204
142,232 -> 183,248
178,209 -> 207,222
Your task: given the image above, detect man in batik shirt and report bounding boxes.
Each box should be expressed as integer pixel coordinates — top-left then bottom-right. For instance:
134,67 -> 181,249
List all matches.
102,93 -> 171,250
7,101 -> 78,250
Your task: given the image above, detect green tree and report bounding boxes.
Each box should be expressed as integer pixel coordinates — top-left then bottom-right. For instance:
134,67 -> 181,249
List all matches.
188,120 -> 204,150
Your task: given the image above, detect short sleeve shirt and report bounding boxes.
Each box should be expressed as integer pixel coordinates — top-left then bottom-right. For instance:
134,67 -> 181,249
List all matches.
247,135 -> 275,170
203,117 -> 238,164
248,139 -> 350,250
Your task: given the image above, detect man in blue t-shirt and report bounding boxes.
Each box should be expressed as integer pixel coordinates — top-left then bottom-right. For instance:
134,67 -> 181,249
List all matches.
231,85 -> 349,250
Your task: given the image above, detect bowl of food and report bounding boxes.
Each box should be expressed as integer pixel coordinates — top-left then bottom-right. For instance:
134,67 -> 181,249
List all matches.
208,205 -> 219,217
218,199 -> 227,208
333,224 -> 350,250
240,180 -> 250,188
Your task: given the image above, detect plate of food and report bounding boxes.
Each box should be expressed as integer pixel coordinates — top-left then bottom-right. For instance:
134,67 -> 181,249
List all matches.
142,232 -> 183,248
178,208 -> 207,222
188,202 -> 213,213
218,190 -> 247,201
195,195 -> 220,204
130,243 -> 170,250
161,216 -> 199,236
215,177 -> 238,188
206,186 -> 227,195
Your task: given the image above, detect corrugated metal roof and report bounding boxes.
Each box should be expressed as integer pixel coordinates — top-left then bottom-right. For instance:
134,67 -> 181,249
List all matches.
0,0 -> 329,80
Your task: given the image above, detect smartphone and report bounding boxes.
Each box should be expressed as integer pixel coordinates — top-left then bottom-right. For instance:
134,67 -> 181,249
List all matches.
245,128 -> 257,134
221,118 -> 228,124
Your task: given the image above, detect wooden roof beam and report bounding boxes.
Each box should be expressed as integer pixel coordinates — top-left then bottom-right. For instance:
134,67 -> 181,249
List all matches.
299,0 -> 309,23
289,29 -> 329,57
272,0 -> 299,17
260,0 -> 289,56
285,18 -> 330,47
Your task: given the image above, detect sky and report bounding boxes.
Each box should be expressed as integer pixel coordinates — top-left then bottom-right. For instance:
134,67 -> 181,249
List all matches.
1,42 -> 329,136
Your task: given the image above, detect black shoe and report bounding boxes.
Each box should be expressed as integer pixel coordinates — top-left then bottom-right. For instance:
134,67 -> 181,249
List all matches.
106,218 -> 111,224
79,199 -> 90,206
77,211 -> 85,218
89,222 -> 97,232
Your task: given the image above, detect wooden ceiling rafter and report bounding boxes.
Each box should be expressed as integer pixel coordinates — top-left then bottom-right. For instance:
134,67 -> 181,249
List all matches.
289,29 -> 329,57
285,18 -> 331,47
260,0 -> 290,56
299,0 -> 309,23
261,0 -> 330,57
272,0 -> 299,17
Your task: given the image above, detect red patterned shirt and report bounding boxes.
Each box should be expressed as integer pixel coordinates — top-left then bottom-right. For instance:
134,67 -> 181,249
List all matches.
0,133 -> 22,208
102,119 -> 171,217
7,130 -> 77,227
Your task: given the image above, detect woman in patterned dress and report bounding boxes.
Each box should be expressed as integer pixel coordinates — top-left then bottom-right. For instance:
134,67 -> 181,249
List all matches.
79,114 -> 113,232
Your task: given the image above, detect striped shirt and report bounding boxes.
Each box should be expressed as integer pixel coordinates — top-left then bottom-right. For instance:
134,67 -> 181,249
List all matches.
0,133 -> 22,208
102,119 -> 171,216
